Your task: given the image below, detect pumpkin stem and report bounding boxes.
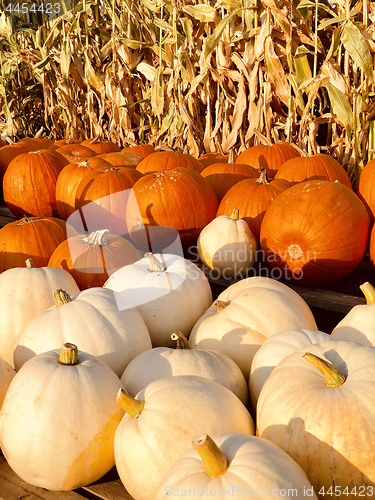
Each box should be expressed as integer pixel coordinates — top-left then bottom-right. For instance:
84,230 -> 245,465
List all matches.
83,229 -> 110,246
303,352 -> 346,387
116,388 -> 145,418
59,343 -> 79,365
145,253 -> 166,272
228,150 -> 235,164
193,434 -> 228,478
77,161 -> 89,167
229,208 -> 239,221
25,258 -> 34,268
54,289 -> 73,307
359,282 -> 375,305
256,167 -> 269,184
214,300 -> 230,313
171,332 -> 191,349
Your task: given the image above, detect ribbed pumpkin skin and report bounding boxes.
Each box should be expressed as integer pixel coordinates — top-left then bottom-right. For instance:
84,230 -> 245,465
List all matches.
74,167 -> 143,236
0,217 -> 73,272
96,152 -> 144,167
55,159 -> 112,220
217,173 -> 292,242
136,151 -> 204,174
0,143 -> 36,179
260,180 -> 371,285
275,154 -> 353,189
49,139 -> 82,151
81,138 -> 121,154
3,149 -> 69,218
48,232 -> 140,289
236,142 -> 301,178
122,145 -> 155,157
201,163 -> 259,202
20,138 -> 54,150
56,144 -> 97,163
126,168 -> 218,252
198,152 -> 229,169
356,158 -> 375,219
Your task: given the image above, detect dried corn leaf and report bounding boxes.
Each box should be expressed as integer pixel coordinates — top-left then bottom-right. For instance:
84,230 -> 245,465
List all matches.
264,37 -> 290,107
183,5 -> 220,24
341,21 -> 374,83
322,81 -> 353,134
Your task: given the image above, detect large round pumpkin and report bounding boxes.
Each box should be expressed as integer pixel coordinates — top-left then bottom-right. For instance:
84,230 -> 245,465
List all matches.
356,158 -> 375,219
274,153 -> 353,189
260,179 -> 371,285
136,151 -> 204,174
19,137 -> 54,150
126,168 -> 218,252
3,149 -> 69,218
48,229 -> 141,289
81,138 -> 121,154
73,166 -> 143,236
0,217 -> 74,273
55,144 -> 97,163
217,168 -> 292,242
0,143 -> 34,179
235,142 -> 301,178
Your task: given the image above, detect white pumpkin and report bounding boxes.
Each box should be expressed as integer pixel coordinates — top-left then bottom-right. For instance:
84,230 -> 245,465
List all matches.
257,340 -> 375,497
0,259 -> 79,367
14,287 -> 152,376
155,433 -> 318,500
189,276 -> 317,379
0,343 -> 125,491
249,328 -> 331,410
0,357 -> 15,409
114,375 -> 255,500
104,252 -> 212,347
197,208 -> 257,278
331,281 -> 375,346
121,331 -> 248,405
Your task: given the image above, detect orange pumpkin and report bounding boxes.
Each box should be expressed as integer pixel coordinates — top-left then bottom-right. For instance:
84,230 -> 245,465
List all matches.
0,143 -> 36,180
96,152 -> 144,167
49,139 -> 81,151
73,166 -> 143,236
56,158 -> 113,221
19,138 -> 54,150
126,168 -> 218,252
260,179 -> 371,285
122,145 -> 155,157
217,169 -> 292,242
3,149 -> 69,218
236,142 -> 301,178
356,158 -> 375,219
0,217 -> 74,272
0,138 -> 5,148
198,152 -> 229,169
80,138 -> 121,154
201,161 -> 258,202
136,151 -> 204,175
48,229 -> 140,290
55,144 -> 97,163
275,154 -> 353,189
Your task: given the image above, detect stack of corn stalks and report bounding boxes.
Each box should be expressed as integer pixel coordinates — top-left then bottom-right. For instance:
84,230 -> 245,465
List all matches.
0,0 -> 374,179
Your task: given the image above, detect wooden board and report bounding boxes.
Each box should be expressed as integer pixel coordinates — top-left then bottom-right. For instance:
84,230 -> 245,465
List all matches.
0,455 -> 134,500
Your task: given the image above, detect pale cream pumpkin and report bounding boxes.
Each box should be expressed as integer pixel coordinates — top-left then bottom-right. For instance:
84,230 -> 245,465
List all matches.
331,281 -> 375,346
189,277 -> 317,379
104,253 -> 212,347
0,259 -> 80,367
257,340 -> 375,498
0,343 -> 125,491
0,357 -> 15,409
197,208 -> 257,278
121,332 -> 248,405
114,375 -> 255,500
155,433 -> 318,500
14,287 -> 152,376
249,328 -> 331,411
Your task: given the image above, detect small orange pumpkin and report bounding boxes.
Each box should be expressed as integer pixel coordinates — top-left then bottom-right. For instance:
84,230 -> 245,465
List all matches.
122,145 -> 155,157
198,152 -> 229,169
81,138 -> 121,154
136,151 -> 204,175
96,152 -> 144,167
56,144 -> 97,163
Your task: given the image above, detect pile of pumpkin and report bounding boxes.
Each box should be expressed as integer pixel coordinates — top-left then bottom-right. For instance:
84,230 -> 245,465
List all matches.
1,137 -> 375,498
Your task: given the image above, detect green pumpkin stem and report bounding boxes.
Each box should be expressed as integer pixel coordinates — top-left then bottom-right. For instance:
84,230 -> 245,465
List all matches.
116,388 -> 145,418
171,332 -> 191,349
59,343 -> 79,365
214,300 -> 230,314
359,282 -> 375,305
54,289 -> 73,307
229,208 -> 239,221
25,258 -> 34,268
145,253 -> 166,272
303,352 -> 346,387
193,434 -> 228,478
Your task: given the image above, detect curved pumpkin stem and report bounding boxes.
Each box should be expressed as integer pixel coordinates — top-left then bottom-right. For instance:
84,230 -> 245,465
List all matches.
116,388 -> 145,418
359,282 -> 375,305
59,343 -> 79,365
214,300 -> 230,313
193,435 -> 228,478
303,352 -> 346,387
171,332 -> 191,349
229,208 -> 240,221
83,229 -> 110,246
256,167 -> 269,185
145,253 -> 166,272
54,289 -> 73,307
